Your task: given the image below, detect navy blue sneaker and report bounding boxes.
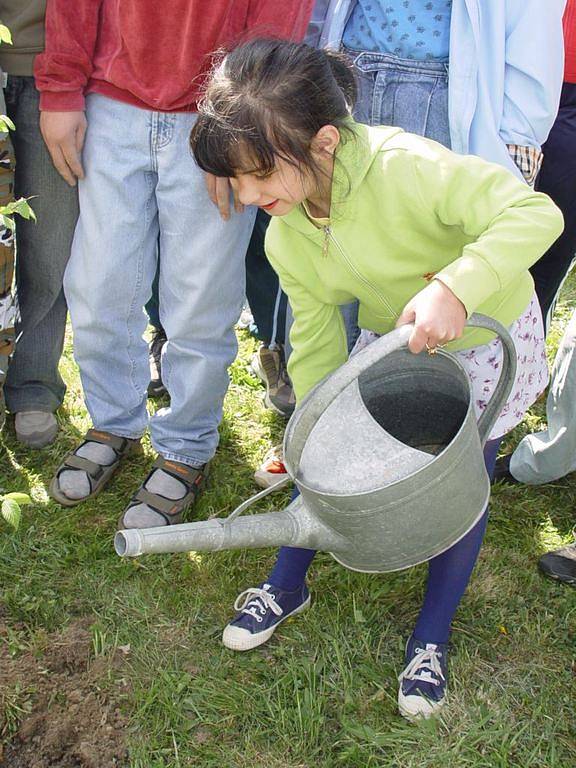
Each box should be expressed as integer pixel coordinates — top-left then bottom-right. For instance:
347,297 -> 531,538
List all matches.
398,635 -> 449,720
222,582 -> 310,651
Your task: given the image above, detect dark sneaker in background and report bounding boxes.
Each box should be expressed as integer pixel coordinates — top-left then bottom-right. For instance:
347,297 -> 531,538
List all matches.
148,327 -> 167,398
251,343 -> 295,418
539,541 -> 576,585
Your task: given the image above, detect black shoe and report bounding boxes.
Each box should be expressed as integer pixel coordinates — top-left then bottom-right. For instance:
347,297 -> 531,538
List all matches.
538,542 -> 576,586
492,454 -> 520,484
148,327 -> 167,398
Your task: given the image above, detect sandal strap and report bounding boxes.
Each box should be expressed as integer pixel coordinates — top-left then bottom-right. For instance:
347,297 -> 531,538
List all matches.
132,488 -> 183,517
151,456 -> 206,487
85,428 -> 135,454
121,458 -> 209,526
63,454 -> 105,479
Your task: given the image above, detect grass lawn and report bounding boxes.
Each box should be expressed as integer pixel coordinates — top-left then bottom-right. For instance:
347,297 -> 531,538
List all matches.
1,280 -> 575,767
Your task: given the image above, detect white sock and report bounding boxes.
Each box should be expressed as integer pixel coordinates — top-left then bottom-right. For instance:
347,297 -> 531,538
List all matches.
122,468 -> 188,528
58,442 -> 117,500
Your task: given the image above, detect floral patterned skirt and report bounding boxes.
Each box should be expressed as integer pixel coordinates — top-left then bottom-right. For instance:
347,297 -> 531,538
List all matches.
352,293 -> 549,440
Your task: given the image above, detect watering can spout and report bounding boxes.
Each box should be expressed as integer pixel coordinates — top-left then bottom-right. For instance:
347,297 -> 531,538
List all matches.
114,495 -> 346,558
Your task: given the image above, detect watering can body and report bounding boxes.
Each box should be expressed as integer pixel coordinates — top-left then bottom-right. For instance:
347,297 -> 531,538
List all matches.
115,314 -> 516,573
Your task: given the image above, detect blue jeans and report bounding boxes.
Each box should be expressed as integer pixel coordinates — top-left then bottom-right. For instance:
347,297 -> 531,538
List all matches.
65,94 -> 256,466
3,76 -> 79,413
351,50 -> 450,146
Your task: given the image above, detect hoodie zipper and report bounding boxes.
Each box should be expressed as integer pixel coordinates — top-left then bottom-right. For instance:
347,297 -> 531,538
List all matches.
322,225 -> 396,319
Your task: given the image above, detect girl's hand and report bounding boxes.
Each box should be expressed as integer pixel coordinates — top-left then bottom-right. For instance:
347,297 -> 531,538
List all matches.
396,279 -> 467,354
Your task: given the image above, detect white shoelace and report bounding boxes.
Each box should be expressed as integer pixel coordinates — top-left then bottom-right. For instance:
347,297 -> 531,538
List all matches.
398,645 -> 445,686
234,587 -> 284,624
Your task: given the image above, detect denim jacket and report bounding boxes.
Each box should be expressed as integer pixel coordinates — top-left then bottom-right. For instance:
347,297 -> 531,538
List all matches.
311,0 -> 566,180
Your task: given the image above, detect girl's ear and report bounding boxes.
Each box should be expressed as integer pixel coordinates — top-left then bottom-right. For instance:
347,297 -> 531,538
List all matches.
311,125 -> 340,156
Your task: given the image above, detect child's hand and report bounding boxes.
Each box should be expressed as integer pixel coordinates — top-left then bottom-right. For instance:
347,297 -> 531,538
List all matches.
396,280 -> 467,354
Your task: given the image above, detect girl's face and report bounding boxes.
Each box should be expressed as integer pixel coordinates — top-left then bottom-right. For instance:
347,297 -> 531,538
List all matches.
229,125 -> 340,217
229,155 -> 317,217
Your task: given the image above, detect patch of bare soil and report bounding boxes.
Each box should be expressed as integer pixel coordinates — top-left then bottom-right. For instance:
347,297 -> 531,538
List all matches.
0,617 -> 129,767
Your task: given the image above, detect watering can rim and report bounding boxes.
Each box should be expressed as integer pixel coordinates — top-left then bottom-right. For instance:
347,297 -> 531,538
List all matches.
287,349 -> 482,499
283,313 -> 517,486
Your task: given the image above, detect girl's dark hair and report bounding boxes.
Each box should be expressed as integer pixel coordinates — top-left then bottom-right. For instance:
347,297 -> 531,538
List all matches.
190,38 -> 357,181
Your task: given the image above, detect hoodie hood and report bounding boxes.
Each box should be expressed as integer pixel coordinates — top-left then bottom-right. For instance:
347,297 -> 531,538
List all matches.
282,119 -> 404,232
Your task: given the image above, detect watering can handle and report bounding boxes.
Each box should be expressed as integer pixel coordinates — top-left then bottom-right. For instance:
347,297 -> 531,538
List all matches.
465,314 -> 517,444
285,312 -> 517,472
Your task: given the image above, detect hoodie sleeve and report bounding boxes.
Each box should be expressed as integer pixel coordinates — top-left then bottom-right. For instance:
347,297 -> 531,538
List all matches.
408,144 -> 564,316
266,227 -> 348,402
499,0 -> 566,148
34,0 -> 103,112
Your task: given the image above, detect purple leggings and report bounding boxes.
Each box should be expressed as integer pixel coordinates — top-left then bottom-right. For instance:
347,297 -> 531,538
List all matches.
268,437 -> 502,644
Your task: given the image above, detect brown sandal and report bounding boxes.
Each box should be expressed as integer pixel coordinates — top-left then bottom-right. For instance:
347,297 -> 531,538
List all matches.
49,429 -> 142,507
118,455 -> 209,530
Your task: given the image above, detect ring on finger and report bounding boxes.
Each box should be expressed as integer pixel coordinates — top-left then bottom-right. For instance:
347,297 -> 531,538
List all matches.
425,341 -> 445,356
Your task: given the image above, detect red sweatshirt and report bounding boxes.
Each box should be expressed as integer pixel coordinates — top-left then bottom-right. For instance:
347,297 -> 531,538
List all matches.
34,0 -> 314,113
564,0 -> 576,84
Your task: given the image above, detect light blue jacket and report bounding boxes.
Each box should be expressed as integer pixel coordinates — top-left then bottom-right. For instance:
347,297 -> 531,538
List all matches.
310,0 -> 566,180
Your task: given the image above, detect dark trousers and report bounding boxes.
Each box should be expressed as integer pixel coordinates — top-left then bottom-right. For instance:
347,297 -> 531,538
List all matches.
3,76 -> 79,412
531,82 -> 576,322
245,209 -> 287,345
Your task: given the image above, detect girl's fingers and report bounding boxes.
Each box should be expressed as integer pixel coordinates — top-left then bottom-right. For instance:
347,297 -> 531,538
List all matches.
395,305 -> 415,328
408,324 -> 428,354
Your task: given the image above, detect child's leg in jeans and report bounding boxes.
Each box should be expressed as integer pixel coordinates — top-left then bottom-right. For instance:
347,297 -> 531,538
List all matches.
413,437 -> 503,644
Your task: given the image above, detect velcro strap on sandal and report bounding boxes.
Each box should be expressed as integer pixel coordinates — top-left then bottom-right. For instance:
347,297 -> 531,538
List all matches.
152,456 -> 206,486
63,454 -> 105,479
85,428 -> 133,453
132,488 -> 184,517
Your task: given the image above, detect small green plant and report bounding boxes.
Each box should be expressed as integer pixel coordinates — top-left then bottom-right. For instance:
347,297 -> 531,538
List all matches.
0,491 -> 32,531
0,22 -> 35,231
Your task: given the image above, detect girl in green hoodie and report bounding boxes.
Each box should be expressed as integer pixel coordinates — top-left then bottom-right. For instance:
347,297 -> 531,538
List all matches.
190,39 -> 563,721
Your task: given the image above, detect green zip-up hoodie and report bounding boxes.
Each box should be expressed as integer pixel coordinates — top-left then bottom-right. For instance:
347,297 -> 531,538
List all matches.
265,121 -> 564,402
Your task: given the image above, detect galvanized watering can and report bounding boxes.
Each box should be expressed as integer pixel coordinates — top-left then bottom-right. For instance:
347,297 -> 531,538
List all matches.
115,314 -> 516,572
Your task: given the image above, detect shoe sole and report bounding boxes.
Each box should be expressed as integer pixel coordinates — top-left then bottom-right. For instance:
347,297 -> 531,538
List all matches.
540,570 -> 576,586
263,391 -> 294,418
397,691 -> 446,722
222,595 -> 311,651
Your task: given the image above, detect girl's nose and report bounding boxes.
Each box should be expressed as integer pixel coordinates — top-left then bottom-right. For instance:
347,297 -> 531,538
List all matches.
235,176 -> 260,206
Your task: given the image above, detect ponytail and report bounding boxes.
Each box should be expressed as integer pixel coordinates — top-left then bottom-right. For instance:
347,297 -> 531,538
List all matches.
324,48 -> 357,112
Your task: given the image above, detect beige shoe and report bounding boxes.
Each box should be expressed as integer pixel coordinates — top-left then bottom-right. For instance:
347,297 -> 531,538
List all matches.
254,445 -> 289,489
15,411 -> 58,449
